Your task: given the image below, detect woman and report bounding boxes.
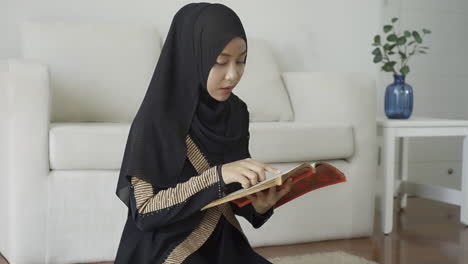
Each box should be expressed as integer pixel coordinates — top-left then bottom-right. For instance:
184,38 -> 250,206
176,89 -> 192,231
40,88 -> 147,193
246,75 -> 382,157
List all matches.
114,2 -> 293,263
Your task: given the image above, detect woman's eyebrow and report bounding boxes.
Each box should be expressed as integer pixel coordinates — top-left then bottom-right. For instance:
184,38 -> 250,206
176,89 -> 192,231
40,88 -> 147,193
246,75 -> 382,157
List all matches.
219,49 -> 247,57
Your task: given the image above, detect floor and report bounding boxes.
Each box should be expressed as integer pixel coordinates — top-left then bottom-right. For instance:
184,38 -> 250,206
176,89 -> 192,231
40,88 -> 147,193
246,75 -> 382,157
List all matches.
1,196 -> 467,264
254,196 -> 468,264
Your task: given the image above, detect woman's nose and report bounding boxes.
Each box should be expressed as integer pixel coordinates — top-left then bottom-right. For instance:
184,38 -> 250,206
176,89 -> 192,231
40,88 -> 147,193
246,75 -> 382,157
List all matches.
225,65 -> 239,81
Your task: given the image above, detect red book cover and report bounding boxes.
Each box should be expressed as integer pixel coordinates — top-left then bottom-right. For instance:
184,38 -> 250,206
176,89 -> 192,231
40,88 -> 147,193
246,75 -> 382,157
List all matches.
230,162 -> 346,209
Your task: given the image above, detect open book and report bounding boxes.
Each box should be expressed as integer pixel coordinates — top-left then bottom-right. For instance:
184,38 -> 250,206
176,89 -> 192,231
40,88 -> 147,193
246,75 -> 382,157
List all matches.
200,161 -> 346,211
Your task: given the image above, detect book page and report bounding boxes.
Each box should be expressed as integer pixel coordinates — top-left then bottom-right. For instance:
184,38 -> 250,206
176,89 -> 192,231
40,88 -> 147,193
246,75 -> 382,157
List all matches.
223,170 -> 280,197
222,163 -> 304,198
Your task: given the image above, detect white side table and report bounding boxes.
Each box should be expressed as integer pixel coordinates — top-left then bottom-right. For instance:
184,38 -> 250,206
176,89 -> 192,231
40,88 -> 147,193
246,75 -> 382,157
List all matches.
377,116 -> 468,234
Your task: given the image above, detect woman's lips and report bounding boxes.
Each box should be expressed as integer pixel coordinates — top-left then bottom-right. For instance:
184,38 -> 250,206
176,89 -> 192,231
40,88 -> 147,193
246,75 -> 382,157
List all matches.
220,87 -> 233,94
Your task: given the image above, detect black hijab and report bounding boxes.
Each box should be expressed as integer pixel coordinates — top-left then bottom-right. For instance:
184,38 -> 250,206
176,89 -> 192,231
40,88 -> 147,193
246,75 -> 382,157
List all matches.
116,2 -> 250,208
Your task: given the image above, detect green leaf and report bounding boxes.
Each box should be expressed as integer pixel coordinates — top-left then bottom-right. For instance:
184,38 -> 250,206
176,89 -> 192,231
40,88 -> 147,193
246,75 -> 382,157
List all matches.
383,25 -> 393,33
404,30 -> 411,38
422,28 -> 431,34
373,54 -> 383,63
372,47 -> 381,55
384,43 -> 396,51
387,34 -> 397,42
418,50 -> 427,54
391,17 -> 398,23
399,51 -> 407,59
381,63 -> 396,72
408,40 -> 416,45
383,61 -> 396,72
388,51 -> 395,55
396,36 -> 406,45
400,65 -> 410,75
412,31 -> 422,43
373,35 -> 381,45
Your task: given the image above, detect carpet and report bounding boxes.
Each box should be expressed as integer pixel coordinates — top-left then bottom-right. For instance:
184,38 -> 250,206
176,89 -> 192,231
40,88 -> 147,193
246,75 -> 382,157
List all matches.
267,251 -> 378,264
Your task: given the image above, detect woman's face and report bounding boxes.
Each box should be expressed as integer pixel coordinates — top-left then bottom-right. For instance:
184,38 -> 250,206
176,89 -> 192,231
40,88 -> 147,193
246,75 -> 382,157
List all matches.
207,37 -> 247,101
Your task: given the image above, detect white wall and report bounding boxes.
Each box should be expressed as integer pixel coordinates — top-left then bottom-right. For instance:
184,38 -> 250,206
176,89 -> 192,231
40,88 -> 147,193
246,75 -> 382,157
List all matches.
1,2 -> 12,259
377,0 -> 468,203
1,0 -> 381,73
0,61 -> 12,262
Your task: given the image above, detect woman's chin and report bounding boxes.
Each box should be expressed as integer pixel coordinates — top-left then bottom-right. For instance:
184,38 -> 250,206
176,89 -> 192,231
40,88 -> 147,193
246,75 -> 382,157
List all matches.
215,93 -> 231,101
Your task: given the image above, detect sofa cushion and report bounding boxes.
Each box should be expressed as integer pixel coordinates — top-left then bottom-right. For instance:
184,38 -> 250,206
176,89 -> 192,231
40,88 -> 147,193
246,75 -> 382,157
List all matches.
49,122 -> 354,170
20,19 -> 162,122
249,122 -> 354,163
233,38 -> 294,122
49,123 -> 130,170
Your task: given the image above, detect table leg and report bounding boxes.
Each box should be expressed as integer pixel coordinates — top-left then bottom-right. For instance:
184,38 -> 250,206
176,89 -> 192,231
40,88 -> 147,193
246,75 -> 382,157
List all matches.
460,228 -> 468,262
382,128 -> 396,235
382,235 -> 393,264
400,137 -> 409,210
461,134 -> 468,226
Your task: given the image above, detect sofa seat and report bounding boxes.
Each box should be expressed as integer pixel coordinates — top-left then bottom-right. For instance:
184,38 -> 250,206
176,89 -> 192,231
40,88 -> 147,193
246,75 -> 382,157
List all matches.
49,122 -> 355,170
45,159 -> 351,263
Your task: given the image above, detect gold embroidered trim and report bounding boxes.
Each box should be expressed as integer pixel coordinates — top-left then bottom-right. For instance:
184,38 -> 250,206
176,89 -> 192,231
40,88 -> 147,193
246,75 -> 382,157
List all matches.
185,134 -> 211,173
130,134 -> 221,215
162,134 -> 244,263
217,203 -> 245,236
130,166 -> 219,214
163,208 -> 222,264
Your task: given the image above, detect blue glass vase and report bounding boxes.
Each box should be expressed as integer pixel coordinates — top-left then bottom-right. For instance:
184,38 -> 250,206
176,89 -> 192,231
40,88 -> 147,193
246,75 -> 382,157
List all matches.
384,74 -> 413,119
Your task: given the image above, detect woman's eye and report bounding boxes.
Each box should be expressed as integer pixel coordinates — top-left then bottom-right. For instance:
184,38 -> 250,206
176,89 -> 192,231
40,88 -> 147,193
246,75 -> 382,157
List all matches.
216,61 -> 245,65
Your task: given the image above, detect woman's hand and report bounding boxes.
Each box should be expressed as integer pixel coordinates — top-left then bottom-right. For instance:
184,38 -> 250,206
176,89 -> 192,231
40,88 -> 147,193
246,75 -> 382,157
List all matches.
221,158 -> 281,189
246,178 -> 294,214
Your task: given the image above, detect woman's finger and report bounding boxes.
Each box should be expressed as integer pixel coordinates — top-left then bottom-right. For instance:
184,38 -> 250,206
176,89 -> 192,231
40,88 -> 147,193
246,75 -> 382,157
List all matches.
278,179 -> 293,198
269,186 -> 277,199
256,189 -> 266,200
245,159 -> 281,178
247,194 -> 257,201
241,160 -> 267,182
239,167 -> 258,186
265,165 -> 281,174
235,174 -> 251,189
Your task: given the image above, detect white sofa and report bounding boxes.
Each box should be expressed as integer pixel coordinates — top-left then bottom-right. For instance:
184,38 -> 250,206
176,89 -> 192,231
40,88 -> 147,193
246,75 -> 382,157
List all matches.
1,19 -> 377,264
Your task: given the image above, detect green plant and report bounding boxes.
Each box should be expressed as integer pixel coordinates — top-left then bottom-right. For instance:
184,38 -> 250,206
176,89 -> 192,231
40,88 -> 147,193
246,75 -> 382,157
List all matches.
372,17 -> 431,76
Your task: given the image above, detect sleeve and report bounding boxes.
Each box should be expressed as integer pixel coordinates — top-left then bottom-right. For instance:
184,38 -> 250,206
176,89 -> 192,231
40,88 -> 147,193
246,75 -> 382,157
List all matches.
230,201 -> 274,229
128,164 -> 225,232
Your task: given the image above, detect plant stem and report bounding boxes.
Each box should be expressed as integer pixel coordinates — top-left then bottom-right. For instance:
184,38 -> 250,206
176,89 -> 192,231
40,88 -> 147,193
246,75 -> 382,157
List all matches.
403,44 -> 407,68
391,25 -> 404,73
404,43 -> 419,68
381,46 -> 397,75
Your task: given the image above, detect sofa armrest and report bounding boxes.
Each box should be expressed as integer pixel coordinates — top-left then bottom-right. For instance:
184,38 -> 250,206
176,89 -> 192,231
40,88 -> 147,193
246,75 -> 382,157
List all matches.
282,71 -> 378,236
281,72 -> 375,125
5,59 -> 50,263
281,72 -> 376,159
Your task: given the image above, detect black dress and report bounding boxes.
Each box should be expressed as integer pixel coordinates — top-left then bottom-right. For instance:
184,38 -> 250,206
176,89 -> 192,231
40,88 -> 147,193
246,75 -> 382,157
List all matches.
114,134 -> 274,264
